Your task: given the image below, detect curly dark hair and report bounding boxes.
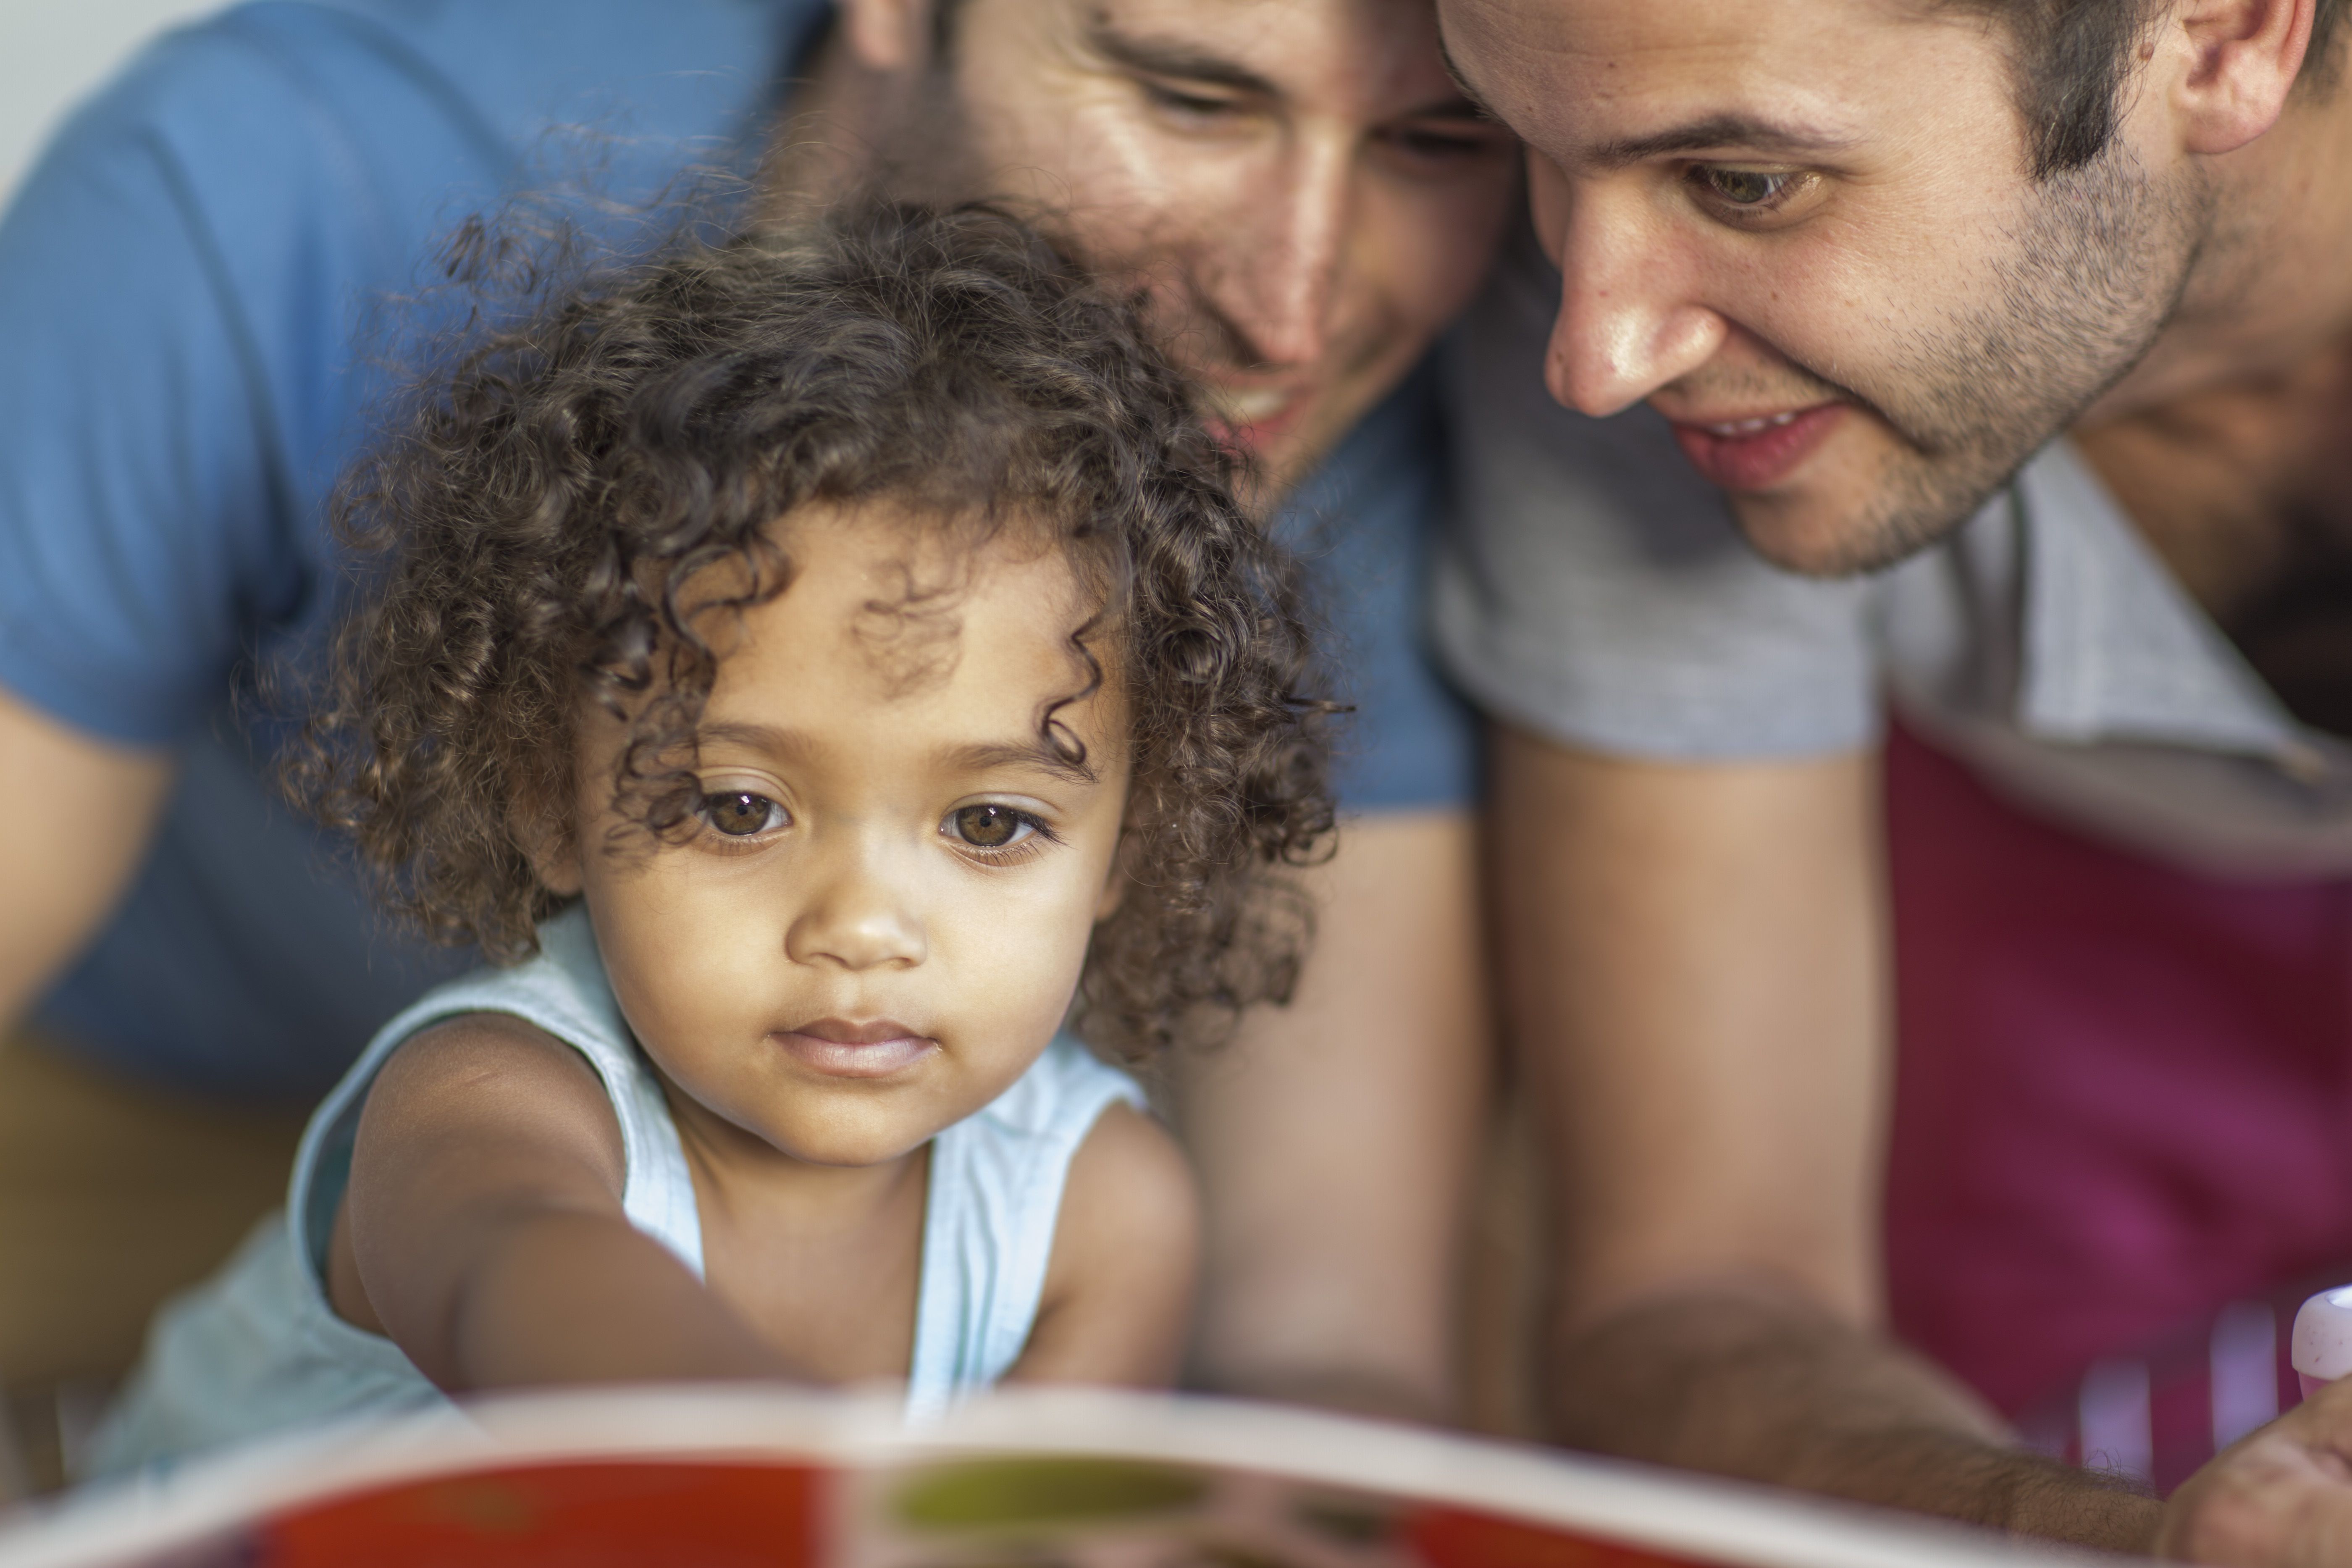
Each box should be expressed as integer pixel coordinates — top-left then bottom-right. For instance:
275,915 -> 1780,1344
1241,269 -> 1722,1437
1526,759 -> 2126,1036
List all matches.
289,201 -> 1335,1059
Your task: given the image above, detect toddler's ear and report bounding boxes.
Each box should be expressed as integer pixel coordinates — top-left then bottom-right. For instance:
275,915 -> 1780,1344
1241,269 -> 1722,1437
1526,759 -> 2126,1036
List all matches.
516,804 -> 584,898
1094,829 -> 1137,922
535,845 -> 585,899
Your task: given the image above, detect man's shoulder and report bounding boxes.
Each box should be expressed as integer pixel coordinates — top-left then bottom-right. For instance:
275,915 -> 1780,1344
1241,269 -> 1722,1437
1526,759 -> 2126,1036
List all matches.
106,1 -> 808,112
246,0 -> 821,150
48,0 -> 818,224
4,0 -> 829,423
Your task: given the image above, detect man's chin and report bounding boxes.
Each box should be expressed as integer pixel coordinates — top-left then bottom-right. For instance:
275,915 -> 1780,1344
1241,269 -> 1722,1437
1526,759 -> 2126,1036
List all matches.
1728,503 -> 1869,578
1725,487 -> 1956,581
1220,397 -> 1357,503
1198,352 -> 1411,503
1718,429 -> 2016,580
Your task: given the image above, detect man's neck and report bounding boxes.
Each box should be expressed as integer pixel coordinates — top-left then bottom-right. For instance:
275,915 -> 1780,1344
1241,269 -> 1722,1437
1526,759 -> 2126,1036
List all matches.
754,23 -> 891,218
2087,71 -> 2352,422
755,23 -> 971,221
2070,67 -> 2352,732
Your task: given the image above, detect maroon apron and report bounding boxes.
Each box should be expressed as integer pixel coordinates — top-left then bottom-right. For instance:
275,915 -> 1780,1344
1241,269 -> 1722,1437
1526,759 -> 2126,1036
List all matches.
1882,720 -> 2352,1491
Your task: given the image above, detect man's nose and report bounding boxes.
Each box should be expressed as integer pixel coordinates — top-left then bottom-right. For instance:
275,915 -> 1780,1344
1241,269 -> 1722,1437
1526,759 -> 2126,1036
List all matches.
1531,153 -> 1726,417
783,834 -> 927,972
1210,134 -> 1350,370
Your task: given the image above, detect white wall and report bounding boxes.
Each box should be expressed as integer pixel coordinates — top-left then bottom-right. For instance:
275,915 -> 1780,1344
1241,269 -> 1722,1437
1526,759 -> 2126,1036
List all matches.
0,0 -> 226,210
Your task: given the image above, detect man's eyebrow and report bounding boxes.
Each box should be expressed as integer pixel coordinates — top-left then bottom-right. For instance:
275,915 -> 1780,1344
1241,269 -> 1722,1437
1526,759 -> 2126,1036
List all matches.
1585,115 -> 1858,168
945,738 -> 1100,788
1086,16 -> 1278,97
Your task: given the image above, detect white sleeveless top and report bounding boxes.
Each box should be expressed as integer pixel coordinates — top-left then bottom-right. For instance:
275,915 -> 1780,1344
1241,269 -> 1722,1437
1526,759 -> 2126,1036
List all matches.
90,905 -> 1143,1475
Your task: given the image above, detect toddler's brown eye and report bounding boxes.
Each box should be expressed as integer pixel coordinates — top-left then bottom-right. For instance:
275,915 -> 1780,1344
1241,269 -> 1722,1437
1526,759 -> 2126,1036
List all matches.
952,804 -> 1028,849
701,791 -> 782,837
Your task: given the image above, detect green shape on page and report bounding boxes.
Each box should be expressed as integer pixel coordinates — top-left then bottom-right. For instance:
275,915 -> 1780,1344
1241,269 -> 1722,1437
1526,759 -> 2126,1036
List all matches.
892,1456 -> 1211,1532
884,1457 -> 1213,1533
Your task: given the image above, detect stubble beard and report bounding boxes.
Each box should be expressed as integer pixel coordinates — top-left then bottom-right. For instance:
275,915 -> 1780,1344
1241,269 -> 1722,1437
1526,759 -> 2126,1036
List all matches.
1751,139 -> 2212,579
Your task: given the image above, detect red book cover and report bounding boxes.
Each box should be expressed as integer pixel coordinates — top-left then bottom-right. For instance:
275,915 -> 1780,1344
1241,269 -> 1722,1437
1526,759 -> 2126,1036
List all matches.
0,1388 -> 2109,1568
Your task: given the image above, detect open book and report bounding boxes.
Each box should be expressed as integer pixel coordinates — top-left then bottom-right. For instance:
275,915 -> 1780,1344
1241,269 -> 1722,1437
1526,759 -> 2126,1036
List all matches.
0,1387 -> 2115,1567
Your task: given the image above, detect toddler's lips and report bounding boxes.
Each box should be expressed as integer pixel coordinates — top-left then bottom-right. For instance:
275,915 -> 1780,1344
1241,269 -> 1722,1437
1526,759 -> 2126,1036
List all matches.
771,1027 -> 936,1079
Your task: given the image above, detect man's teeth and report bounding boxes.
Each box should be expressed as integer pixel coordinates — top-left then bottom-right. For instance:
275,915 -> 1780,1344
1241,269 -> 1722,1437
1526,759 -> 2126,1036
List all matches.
1706,410 -> 1803,437
1209,389 -> 1290,425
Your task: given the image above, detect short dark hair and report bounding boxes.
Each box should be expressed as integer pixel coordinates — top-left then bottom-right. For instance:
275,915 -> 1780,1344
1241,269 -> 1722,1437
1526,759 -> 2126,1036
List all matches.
291,201 -> 1335,1059
1937,0 -> 2349,176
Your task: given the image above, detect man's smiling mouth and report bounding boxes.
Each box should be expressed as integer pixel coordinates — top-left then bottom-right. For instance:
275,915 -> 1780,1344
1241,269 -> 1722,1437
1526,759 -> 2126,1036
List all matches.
1666,403 -> 1849,492
1205,385 -> 1294,424
1200,382 -> 1307,445
1700,409 -> 1806,437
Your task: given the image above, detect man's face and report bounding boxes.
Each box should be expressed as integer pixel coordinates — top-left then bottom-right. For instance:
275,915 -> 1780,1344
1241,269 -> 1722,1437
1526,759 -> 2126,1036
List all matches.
917,0 -> 1520,489
1439,0 -> 2209,575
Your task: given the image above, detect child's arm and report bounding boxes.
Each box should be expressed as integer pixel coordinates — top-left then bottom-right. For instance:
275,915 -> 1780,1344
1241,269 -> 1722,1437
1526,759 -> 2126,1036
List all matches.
331,1013 -> 795,1392
1006,1103 -> 1202,1387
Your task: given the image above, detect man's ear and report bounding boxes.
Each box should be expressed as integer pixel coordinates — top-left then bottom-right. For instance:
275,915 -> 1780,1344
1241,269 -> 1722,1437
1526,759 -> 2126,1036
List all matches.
837,0 -> 939,74
2159,0 -> 2317,154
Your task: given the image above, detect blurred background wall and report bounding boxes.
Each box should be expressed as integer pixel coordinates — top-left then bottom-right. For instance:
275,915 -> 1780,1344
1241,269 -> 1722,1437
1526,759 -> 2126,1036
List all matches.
0,0 -> 223,208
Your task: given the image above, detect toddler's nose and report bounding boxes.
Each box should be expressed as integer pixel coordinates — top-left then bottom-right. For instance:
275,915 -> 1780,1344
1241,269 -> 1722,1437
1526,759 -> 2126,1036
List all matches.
784,845 -> 927,972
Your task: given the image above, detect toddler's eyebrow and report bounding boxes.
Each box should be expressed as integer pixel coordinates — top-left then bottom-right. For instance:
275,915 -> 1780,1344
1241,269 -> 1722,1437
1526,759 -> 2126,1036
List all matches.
699,720 -> 808,759
945,739 -> 1100,787
697,721 -> 1098,787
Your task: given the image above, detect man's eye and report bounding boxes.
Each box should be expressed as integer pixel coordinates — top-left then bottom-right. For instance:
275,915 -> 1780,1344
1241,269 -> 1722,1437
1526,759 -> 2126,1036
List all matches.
949,804 -> 1036,851
1388,125 -> 1512,161
700,791 -> 785,838
1143,80 -> 1236,118
1695,167 -> 1796,207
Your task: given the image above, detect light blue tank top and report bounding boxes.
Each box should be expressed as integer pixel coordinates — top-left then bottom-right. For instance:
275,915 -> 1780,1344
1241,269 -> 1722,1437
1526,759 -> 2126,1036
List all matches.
89,906 -> 1144,1475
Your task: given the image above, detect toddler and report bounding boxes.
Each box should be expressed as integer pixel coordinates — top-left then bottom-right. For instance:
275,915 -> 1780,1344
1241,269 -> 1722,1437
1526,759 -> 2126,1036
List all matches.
92,203 -> 1332,1472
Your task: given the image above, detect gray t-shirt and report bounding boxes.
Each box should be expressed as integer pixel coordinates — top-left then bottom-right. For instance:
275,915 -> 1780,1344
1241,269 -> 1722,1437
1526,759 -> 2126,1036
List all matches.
1433,233 -> 2352,878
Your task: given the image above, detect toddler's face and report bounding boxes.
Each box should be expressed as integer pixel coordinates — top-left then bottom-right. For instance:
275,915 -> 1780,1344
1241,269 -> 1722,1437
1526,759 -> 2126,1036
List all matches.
554,504 -> 1130,1167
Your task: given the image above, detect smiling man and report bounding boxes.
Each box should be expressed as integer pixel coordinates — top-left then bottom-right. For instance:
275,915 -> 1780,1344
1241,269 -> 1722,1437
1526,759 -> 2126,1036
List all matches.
1428,0 -> 2352,1557
0,0 -> 1516,1443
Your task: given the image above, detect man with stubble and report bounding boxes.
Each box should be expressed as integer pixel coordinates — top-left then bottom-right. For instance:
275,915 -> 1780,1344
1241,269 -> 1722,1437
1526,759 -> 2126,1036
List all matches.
1431,0 -> 2352,1559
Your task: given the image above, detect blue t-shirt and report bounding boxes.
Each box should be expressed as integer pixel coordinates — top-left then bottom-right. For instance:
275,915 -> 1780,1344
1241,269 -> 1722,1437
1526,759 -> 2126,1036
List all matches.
0,0 -> 1477,1099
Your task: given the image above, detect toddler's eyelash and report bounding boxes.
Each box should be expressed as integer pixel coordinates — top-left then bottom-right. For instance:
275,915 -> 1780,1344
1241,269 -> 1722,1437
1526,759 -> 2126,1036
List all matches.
951,807 -> 1060,864
692,789 -> 789,849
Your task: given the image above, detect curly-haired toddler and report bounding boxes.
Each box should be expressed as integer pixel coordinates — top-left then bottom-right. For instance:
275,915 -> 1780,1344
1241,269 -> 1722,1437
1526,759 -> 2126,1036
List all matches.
91,202 -> 1333,1472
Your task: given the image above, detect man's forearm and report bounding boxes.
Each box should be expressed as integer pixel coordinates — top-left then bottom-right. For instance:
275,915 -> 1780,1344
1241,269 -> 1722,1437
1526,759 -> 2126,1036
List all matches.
0,688 -> 174,1031
1550,1284 -> 2160,1554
